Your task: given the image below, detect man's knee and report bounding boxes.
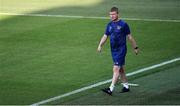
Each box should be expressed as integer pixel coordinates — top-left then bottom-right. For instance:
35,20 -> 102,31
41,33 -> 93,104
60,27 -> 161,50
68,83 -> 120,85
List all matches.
119,67 -> 125,73
113,65 -> 120,73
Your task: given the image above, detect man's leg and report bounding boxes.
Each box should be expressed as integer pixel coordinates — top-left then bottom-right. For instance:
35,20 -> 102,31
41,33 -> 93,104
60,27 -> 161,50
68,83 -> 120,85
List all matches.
110,65 -> 120,91
119,67 -> 128,83
119,67 -> 130,92
102,65 -> 120,95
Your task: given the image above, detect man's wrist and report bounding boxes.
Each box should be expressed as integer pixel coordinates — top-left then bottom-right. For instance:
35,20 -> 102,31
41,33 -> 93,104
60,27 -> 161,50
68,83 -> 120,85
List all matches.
134,47 -> 138,49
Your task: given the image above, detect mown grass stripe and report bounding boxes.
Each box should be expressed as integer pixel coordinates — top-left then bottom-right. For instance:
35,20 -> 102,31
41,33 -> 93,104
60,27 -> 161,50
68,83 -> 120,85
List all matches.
31,57 -> 180,106
1,12 -> 180,22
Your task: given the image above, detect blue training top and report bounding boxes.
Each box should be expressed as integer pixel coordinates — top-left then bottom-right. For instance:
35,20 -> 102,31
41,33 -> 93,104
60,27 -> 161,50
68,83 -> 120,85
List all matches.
105,20 -> 130,52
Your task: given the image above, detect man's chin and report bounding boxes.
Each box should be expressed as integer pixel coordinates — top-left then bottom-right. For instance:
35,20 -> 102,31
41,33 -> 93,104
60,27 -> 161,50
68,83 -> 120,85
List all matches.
112,19 -> 118,22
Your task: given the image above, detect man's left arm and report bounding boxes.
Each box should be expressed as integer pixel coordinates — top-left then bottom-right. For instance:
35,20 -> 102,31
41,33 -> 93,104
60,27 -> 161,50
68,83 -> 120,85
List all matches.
127,34 -> 139,55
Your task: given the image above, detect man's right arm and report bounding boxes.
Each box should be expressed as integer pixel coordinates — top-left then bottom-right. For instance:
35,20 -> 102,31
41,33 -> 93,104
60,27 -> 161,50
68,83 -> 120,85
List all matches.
97,34 -> 108,52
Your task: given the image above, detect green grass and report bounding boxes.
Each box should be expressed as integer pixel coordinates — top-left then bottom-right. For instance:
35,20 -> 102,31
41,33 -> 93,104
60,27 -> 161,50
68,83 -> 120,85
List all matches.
59,62 -> 180,105
1,0 -> 180,19
0,0 -> 180,105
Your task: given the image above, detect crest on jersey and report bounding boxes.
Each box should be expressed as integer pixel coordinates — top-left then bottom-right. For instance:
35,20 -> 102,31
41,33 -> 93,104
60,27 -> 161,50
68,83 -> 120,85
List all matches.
117,26 -> 121,30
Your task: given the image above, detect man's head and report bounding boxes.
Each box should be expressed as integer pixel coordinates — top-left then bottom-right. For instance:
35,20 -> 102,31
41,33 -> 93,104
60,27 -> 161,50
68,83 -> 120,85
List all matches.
109,7 -> 119,21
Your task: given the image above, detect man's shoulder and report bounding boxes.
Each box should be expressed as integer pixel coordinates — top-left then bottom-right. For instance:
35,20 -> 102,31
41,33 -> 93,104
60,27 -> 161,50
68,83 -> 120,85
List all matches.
119,20 -> 128,25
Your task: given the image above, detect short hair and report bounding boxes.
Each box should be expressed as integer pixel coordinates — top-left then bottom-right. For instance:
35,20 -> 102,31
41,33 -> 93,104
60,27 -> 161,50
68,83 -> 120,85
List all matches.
110,7 -> 119,14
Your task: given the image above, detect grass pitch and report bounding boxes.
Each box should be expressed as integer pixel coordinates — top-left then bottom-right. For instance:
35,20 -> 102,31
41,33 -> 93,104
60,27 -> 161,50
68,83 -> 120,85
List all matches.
0,0 -> 180,105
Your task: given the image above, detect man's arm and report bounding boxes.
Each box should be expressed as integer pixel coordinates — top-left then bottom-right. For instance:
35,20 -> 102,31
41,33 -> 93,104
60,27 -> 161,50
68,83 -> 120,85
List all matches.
97,34 -> 108,52
127,34 -> 139,55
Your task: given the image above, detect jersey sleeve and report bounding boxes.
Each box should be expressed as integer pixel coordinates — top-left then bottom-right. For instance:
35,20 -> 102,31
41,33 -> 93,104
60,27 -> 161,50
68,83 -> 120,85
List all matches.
124,23 -> 131,35
105,24 -> 111,36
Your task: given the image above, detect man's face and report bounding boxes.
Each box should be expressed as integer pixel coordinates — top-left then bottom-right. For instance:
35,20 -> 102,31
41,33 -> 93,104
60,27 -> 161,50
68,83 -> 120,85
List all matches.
109,11 -> 118,21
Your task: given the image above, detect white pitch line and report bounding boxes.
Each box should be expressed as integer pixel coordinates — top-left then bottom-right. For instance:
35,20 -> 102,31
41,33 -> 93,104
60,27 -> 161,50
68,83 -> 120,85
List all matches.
31,57 -> 180,106
121,83 -> 139,87
127,83 -> 139,87
0,12 -> 180,22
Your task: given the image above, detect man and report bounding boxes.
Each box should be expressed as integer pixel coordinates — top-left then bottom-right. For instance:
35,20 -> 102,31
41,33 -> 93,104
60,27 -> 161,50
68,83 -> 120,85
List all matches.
97,7 -> 139,95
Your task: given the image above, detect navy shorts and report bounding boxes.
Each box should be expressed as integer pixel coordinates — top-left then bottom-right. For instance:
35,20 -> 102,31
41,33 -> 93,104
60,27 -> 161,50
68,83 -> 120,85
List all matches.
111,47 -> 127,67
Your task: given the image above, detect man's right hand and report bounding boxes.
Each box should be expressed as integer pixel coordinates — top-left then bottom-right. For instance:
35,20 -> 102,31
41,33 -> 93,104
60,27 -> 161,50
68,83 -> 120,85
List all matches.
97,35 -> 108,53
97,46 -> 102,53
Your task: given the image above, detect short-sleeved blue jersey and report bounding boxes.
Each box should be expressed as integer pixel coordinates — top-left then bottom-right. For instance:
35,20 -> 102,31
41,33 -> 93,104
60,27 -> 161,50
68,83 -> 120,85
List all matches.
105,20 -> 130,66
105,20 -> 130,52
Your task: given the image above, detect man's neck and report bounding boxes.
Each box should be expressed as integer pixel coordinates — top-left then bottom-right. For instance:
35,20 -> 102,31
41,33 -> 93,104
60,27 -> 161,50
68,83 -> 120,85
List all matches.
112,17 -> 120,22
112,19 -> 119,22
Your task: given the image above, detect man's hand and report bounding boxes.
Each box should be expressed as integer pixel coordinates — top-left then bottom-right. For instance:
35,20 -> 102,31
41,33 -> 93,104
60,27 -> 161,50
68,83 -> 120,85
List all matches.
97,45 -> 102,53
97,35 -> 108,53
127,34 -> 139,55
134,47 -> 139,55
